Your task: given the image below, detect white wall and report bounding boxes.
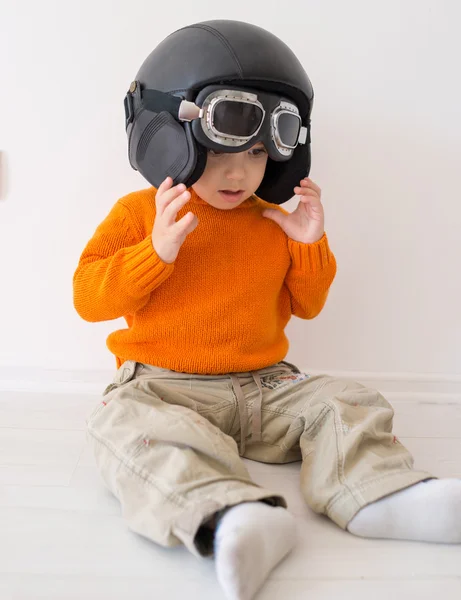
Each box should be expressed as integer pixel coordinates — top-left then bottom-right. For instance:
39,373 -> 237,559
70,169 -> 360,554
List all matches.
1,0 -> 460,380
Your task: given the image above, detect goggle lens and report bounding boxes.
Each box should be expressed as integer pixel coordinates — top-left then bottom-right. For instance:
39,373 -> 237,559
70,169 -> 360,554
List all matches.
213,101 -> 263,137
277,112 -> 301,147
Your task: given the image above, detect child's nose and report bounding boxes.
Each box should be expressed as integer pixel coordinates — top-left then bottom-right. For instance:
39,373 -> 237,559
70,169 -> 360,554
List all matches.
225,155 -> 246,180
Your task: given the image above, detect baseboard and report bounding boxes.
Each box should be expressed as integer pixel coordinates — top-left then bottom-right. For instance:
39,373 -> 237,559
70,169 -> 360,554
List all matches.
0,366 -> 113,395
0,365 -> 460,401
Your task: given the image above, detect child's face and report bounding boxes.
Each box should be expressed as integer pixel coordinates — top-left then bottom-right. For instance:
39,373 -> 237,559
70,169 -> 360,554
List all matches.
192,142 -> 269,209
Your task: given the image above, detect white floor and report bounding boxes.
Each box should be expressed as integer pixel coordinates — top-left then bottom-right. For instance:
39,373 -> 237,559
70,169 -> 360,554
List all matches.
1,389 -> 461,600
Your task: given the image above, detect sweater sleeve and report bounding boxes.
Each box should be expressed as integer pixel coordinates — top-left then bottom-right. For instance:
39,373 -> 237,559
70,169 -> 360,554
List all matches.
285,232 -> 337,319
73,199 -> 174,322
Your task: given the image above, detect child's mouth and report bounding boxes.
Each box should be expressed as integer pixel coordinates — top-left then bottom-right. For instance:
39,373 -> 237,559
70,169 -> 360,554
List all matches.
219,190 -> 244,202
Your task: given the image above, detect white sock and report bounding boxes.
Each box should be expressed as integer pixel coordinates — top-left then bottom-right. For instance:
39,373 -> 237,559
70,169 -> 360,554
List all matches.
347,478 -> 461,543
214,502 -> 297,600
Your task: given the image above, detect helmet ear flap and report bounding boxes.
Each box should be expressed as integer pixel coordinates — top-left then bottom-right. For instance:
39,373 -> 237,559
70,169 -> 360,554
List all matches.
256,144 -> 311,205
184,139 -> 207,188
128,109 -> 199,188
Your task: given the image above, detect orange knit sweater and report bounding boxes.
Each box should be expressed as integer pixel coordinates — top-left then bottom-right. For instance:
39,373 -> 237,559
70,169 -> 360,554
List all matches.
73,186 -> 337,374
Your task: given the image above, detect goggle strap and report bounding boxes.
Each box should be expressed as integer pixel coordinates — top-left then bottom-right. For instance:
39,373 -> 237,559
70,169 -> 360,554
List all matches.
141,88 -> 182,117
131,86 -> 311,147
139,88 -> 201,122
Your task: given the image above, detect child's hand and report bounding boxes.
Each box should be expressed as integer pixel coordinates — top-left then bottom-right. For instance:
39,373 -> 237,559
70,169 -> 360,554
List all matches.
152,177 -> 199,263
262,178 -> 325,244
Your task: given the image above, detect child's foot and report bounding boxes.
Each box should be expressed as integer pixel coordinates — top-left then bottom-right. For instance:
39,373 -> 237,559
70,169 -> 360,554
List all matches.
214,501 -> 296,600
347,478 -> 461,543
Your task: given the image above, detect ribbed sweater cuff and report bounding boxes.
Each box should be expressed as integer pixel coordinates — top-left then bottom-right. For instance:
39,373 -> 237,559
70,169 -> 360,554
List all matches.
125,235 -> 175,295
287,232 -> 335,273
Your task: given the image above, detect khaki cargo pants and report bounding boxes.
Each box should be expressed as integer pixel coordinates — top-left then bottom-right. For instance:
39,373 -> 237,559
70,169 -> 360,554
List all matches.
86,360 -> 434,558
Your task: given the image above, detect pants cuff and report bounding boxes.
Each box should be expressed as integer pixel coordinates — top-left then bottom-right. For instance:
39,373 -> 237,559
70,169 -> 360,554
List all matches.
172,489 -> 287,558
327,470 -> 436,529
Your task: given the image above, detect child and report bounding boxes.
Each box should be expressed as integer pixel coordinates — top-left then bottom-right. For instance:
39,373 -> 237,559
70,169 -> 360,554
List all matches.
74,19 -> 461,600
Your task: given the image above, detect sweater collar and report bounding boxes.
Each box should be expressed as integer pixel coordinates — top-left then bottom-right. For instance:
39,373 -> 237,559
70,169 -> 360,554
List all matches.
188,187 -> 258,209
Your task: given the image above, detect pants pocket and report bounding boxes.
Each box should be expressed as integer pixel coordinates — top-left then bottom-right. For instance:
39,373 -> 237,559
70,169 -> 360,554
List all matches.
86,360 -> 138,425
103,360 -> 138,395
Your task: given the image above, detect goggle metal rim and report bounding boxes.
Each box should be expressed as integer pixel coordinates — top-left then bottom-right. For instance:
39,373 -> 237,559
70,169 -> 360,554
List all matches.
196,89 -> 303,156
203,91 -> 266,146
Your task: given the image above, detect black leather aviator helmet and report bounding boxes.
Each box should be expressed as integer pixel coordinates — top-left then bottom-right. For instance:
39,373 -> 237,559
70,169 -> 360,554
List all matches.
124,20 -> 314,205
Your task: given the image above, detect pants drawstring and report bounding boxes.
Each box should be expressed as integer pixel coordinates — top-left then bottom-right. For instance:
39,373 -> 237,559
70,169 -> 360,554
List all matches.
229,364 -> 294,455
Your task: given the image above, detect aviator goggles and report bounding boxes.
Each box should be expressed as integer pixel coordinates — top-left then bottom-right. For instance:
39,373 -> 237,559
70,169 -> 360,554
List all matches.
125,83 -> 310,161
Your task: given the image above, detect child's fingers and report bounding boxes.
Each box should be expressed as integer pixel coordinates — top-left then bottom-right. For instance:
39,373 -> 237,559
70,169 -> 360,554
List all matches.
157,176 -> 173,197
173,211 -> 198,236
158,176 -> 172,189
294,186 -> 320,199
155,177 -> 174,213
162,191 -> 191,225
157,180 -> 187,214
300,178 -> 321,195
